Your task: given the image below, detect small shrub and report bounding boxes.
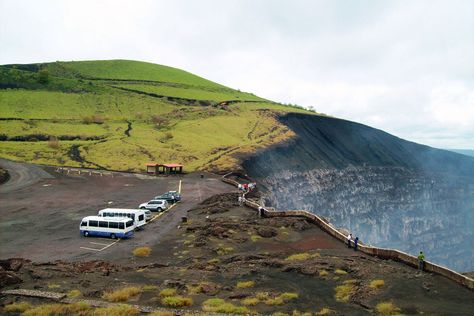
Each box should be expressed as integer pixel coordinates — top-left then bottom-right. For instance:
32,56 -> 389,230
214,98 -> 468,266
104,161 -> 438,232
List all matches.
159,288 -> 177,297
133,246 -> 151,257
82,115 -> 105,124
161,295 -> 193,307
334,283 -> 355,302
242,297 -> 259,306
67,289 -> 82,298
94,304 -> 139,316
236,280 -> 255,289
3,301 -> 32,312
319,269 -> 329,277
265,292 -> 298,306
370,279 -> 385,289
334,269 -> 348,275
143,285 -> 159,291
265,297 -> 284,305
376,301 -> 400,316
207,258 -> 220,264
186,284 -> 204,294
47,283 -> 61,289
272,313 -> 289,316
102,286 -> 142,302
159,132 -> 174,142
48,136 -> 60,149
285,253 -> 311,261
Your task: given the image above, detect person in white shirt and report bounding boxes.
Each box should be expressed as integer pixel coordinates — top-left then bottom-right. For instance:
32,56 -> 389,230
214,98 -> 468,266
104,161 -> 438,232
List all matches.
347,233 -> 353,248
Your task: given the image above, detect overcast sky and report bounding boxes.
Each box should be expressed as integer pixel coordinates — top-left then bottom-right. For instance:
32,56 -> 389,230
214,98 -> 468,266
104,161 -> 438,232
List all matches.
1,0 -> 473,149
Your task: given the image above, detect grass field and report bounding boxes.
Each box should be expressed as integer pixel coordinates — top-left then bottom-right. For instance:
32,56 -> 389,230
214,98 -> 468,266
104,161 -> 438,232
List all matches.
0,59 -> 318,172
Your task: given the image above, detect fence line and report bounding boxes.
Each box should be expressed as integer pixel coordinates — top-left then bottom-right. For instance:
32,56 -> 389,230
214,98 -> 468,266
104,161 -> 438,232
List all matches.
223,172 -> 474,291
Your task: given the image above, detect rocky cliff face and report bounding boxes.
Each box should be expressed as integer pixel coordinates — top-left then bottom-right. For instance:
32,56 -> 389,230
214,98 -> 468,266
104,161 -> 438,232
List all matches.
244,113 -> 474,272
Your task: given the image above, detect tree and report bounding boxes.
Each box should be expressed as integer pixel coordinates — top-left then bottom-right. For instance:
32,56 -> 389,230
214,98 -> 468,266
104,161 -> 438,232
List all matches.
37,69 -> 50,84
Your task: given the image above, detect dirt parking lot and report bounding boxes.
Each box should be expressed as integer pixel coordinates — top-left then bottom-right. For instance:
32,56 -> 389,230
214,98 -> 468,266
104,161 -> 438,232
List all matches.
0,160 -> 233,264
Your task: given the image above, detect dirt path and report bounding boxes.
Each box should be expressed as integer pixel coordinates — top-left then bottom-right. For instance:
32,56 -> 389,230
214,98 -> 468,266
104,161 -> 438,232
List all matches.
0,159 -> 54,194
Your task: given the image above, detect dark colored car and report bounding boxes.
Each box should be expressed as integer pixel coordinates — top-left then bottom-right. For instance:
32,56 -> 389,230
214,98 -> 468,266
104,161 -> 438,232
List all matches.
154,191 -> 181,203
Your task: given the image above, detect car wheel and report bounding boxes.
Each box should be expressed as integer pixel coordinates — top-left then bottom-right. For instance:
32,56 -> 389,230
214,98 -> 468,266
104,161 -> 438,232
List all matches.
158,207 -> 163,212
110,233 -> 116,239
84,231 -> 89,237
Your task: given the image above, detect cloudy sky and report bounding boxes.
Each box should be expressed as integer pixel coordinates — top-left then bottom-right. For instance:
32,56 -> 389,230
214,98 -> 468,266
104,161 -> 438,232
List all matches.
1,0 -> 473,149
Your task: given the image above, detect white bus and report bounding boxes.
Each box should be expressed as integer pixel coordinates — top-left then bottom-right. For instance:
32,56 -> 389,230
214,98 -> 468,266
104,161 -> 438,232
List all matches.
97,208 -> 146,228
79,216 -> 134,239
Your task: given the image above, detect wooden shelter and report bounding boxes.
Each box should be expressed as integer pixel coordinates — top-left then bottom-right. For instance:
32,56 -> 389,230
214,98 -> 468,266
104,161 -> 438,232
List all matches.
146,163 -> 183,175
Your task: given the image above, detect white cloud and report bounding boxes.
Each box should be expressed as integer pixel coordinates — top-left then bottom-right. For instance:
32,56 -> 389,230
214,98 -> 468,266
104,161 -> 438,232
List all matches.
0,0 -> 473,149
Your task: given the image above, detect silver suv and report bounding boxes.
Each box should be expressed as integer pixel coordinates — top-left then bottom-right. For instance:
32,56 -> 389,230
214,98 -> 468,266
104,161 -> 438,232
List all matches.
139,200 -> 168,212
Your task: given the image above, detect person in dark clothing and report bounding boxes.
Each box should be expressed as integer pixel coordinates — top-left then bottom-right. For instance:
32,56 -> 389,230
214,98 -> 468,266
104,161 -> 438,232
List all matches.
354,237 -> 359,251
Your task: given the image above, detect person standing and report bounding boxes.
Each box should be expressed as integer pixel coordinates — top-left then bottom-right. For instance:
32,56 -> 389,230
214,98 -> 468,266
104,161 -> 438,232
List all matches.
354,236 -> 359,251
418,251 -> 425,271
347,233 -> 352,248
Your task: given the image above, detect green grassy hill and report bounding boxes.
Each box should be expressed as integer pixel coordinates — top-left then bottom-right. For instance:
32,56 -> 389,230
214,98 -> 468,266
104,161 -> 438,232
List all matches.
0,60 -> 315,172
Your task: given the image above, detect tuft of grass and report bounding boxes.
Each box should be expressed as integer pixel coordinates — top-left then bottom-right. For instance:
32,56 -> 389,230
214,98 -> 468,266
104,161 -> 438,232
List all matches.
319,269 -> 329,277
22,302 -> 91,316
242,297 -> 260,306
255,292 -> 270,300
3,301 -> 32,313
265,292 -> 299,305
285,253 -> 311,261
207,258 -> 220,264
82,114 -> 105,124
334,269 -> 348,275
335,282 -> 355,302
67,289 -> 82,298
250,235 -> 262,242
48,136 -> 59,149
375,301 -> 400,316
102,286 -> 142,302
202,298 -> 249,314
47,283 -> 61,289
216,246 -> 234,256
143,285 -> 159,291
316,307 -> 333,315
236,280 -> 255,289
161,295 -> 193,308
94,304 -> 139,316
159,288 -> 178,297
370,279 -> 385,289
132,246 -> 151,257
150,311 -> 173,316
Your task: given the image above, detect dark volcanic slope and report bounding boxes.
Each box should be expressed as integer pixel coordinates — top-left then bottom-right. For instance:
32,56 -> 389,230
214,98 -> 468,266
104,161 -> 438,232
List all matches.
243,113 -> 474,272
245,113 -> 474,177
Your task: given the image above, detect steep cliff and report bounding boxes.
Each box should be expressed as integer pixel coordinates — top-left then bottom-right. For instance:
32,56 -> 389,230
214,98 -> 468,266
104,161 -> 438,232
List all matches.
243,113 -> 474,272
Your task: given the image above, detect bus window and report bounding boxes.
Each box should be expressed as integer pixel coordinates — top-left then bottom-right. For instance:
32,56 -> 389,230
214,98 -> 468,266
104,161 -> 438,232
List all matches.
81,221 -> 87,227
99,221 -> 108,228
109,222 -> 119,229
132,214 -> 136,220
119,222 -> 125,229
126,220 -> 134,228
139,214 -> 144,221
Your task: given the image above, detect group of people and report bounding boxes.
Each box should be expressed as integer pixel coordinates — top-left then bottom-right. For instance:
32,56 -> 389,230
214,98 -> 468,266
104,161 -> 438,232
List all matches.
346,233 -> 426,272
346,233 -> 359,250
238,182 -> 256,192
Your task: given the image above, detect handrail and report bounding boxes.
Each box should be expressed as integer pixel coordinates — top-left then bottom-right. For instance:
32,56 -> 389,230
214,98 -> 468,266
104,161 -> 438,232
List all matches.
223,172 -> 474,291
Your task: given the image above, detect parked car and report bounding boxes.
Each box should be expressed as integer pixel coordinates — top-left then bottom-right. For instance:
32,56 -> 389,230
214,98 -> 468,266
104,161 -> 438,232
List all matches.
139,200 -> 168,212
154,191 -> 181,203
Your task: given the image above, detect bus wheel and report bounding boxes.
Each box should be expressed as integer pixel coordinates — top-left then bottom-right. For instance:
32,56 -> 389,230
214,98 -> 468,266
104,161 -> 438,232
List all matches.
110,233 -> 116,239
84,231 -> 89,237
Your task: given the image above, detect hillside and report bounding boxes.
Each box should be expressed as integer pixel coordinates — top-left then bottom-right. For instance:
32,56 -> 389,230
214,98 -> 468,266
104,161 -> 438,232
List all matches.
0,60 -> 313,172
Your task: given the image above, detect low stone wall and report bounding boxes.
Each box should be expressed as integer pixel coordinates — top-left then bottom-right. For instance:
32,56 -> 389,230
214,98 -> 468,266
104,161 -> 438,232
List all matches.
223,172 -> 474,291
